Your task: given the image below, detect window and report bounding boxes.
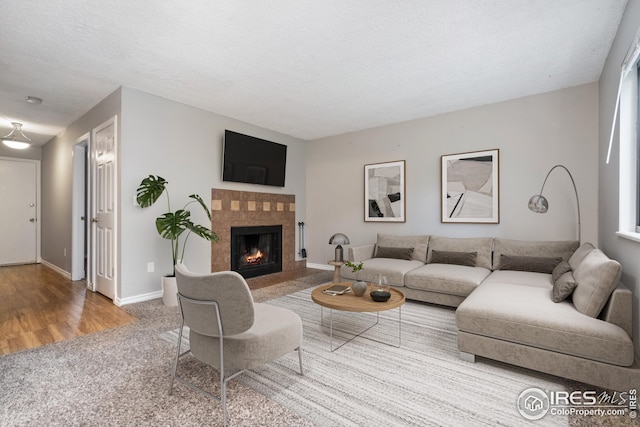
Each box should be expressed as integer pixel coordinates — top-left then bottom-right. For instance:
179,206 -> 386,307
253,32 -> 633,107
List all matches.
637,62 -> 640,232
610,28 -> 640,240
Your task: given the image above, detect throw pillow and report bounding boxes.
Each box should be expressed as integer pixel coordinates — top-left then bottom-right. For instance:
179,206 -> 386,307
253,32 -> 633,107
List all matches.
571,249 -> 622,317
552,260 -> 572,282
374,246 -> 414,260
568,242 -> 596,270
552,271 -> 578,303
429,250 -> 477,267
499,254 -> 562,274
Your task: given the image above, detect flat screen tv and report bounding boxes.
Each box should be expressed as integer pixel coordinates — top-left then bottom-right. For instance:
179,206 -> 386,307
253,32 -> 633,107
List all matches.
222,130 -> 287,187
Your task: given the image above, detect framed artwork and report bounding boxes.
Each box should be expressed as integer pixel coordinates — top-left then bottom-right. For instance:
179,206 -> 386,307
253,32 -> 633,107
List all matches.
364,160 -> 405,222
441,149 -> 499,223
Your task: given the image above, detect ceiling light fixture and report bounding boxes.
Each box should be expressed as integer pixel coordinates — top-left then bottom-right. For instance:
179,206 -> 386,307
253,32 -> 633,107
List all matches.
2,122 -> 32,150
25,96 -> 43,104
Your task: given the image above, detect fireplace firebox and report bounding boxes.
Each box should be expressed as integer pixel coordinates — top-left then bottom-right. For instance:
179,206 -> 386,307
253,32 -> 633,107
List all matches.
230,225 -> 282,278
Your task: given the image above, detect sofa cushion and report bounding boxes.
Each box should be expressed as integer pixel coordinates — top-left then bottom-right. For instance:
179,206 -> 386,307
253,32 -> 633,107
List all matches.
552,260 -> 572,282
341,257 -> 424,287
375,233 -> 429,262
430,250 -> 477,267
427,236 -> 493,269
552,271 -> 578,303
572,249 -> 622,318
374,246 -> 414,260
568,242 -> 596,270
456,281 -> 635,366
482,270 -> 553,289
405,264 -> 491,297
499,254 -> 562,274
492,238 -> 579,270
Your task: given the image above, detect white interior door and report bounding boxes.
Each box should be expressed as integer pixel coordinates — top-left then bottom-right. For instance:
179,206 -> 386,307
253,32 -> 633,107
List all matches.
0,158 -> 39,265
91,117 -> 117,300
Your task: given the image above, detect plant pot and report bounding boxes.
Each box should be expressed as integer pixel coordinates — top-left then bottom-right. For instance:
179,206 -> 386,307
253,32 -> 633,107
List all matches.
351,280 -> 367,297
162,275 -> 179,306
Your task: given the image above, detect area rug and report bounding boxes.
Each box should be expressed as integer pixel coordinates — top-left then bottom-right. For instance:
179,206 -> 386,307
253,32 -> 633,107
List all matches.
161,288 -> 569,427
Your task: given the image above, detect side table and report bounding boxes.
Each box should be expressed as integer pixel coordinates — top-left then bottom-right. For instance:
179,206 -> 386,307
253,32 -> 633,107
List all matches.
328,260 -> 345,283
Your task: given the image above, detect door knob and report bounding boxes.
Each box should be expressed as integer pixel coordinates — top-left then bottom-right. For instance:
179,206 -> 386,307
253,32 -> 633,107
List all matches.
29,218 -> 36,223
91,218 -> 99,223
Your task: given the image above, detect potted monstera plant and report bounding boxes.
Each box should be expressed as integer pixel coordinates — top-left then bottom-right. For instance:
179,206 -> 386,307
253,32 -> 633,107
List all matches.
136,175 -> 219,305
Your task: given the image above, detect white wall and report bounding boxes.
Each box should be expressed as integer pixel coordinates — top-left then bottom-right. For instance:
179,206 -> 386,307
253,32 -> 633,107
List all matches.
306,83 -> 599,265
599,1 -> 640,355
119,88 -> 307,300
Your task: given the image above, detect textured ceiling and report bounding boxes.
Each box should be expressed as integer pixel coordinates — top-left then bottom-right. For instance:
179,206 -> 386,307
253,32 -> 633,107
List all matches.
0,1 -> 627,145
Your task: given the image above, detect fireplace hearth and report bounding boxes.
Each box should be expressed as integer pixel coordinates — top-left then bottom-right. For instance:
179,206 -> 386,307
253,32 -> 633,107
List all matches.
231,225 -> 282,278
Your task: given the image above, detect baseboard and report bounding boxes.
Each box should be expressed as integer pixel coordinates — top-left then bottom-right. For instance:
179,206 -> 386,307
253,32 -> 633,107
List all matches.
116,290 -> 163,306
307,262 -> 333,271
40,260 -> 71,279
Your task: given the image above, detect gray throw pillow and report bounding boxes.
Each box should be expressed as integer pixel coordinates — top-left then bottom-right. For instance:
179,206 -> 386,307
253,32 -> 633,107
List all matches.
552,271 -> 578,303
499,254 -> 562,274
552,260 -> 572,282
430,250 -> 477,267
374,246 -> 414,260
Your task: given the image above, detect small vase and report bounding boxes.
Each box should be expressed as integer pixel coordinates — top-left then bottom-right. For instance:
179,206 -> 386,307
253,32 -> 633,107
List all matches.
352,280 -> 367,297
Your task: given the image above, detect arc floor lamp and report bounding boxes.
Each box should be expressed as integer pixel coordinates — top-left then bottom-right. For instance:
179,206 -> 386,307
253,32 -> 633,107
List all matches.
528,164 -> 581,242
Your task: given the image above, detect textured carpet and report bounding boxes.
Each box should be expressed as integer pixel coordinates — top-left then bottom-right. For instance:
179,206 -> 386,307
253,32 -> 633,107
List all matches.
162,288 -> 571,427
0,272 -> 331,427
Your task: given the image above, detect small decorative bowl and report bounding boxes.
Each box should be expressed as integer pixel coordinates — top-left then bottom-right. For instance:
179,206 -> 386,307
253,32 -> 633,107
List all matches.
370,290 -> 391,302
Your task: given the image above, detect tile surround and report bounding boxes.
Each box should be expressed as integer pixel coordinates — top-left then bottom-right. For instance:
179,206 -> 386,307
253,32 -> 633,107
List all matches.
211,188 -> 305,274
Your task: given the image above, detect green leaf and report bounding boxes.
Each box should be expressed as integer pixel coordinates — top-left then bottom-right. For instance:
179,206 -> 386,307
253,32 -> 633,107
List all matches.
188,194 -> 212,222
155,210 -> 190,240
185,222 -> 219,242
136,175 -> 167,208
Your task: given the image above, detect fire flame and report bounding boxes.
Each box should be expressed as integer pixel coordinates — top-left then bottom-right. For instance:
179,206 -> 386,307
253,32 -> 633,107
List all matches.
243,250 -> 264,265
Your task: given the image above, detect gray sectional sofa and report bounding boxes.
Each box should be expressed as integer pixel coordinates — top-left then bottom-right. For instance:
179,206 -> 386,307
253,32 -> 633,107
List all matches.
340,233 -> 639,391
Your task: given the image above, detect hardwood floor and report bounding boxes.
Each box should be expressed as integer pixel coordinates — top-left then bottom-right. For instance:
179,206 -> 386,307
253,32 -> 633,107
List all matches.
0,264 -> 136,356
0,263 -> 323,356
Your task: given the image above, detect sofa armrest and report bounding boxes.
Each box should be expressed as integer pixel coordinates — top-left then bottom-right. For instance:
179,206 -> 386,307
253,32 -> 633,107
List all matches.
600,283 -> 633,337
348,244 -> 375,262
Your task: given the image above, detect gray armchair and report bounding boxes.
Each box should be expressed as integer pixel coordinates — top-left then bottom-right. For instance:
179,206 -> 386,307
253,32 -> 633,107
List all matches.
170,264 -> 304,426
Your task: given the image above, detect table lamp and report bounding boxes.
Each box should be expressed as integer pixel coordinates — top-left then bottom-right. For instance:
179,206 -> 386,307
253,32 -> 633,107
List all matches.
329,233 -> 350,262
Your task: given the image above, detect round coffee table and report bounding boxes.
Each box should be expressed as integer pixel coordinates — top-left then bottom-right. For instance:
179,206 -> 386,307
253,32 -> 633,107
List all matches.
311,282 -> 405,351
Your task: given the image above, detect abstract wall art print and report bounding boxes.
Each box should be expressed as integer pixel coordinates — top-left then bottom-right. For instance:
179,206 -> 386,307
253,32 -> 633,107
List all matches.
441,149 -> 499,223
364,160 -> 406,222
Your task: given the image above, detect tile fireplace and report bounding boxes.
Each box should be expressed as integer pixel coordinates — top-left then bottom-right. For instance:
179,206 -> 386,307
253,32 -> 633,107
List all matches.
211,189 -> 305,277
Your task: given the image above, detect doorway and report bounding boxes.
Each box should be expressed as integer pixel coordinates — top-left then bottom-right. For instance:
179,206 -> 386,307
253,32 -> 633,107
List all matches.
71,116 -> 118,302
72,135 -> 89,282
0,157 -> 41,266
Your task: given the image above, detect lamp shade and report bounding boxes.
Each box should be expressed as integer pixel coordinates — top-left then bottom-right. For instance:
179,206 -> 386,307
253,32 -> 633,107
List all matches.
527,195 -> 549,213
328,233 -> 350,245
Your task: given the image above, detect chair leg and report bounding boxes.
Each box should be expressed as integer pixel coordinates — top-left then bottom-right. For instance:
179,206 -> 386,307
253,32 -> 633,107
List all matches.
297,346 -> 304,376
169,323 -> 185,395
221,370 -> 227,427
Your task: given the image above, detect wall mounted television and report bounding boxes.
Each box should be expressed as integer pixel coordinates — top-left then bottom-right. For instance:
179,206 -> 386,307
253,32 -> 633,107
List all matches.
222,130 -> 287,187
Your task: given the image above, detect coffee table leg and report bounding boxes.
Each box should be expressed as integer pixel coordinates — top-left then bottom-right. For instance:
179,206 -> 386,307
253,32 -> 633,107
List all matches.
398,306 -> 402,347
319,306 -> 402,351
